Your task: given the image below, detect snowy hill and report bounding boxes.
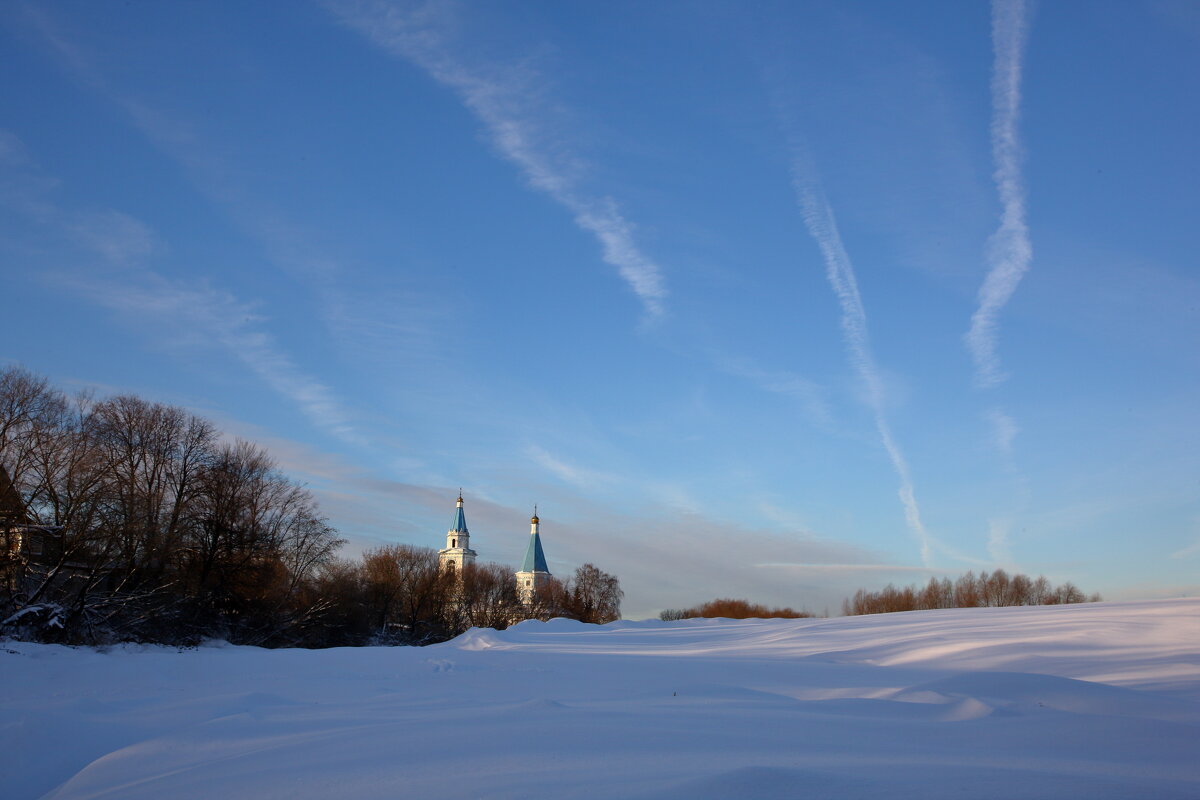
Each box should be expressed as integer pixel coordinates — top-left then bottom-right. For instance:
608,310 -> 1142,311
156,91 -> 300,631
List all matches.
3,599 -> 1198,799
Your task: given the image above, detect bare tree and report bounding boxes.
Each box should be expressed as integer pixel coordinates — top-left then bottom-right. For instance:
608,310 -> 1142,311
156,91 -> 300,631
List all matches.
303,558 -> 370,646
0,367 -> 65,500
561,563 -> 624,623
89,396 -> 217,584
953,571 -> 982,608
453,561 -> 519,631
361,545 -> 450,643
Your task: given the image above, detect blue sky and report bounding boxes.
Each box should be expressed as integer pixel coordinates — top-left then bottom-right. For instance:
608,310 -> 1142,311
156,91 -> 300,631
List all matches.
3,0 -> 1198,618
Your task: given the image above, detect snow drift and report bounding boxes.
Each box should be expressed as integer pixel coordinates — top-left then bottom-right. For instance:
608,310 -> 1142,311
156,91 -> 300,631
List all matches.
3,599 -> 1198,799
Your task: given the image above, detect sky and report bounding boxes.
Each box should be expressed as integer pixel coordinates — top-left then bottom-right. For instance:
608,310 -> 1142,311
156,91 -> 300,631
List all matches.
2,0 -> 1198,619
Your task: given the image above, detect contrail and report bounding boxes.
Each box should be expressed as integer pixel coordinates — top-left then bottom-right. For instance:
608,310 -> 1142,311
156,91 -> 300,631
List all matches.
794,177 -> 933,567
969,2 -> 1033,567
327,0 -> 667,317
966,0 -> 1032,387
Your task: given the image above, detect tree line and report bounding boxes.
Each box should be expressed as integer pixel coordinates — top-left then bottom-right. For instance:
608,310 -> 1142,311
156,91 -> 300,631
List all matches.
660,598 -> 814,620
659,570 -> 1101,621
0,366 -> 621,647
842,570 -> 1100,616
316,547 -> 622,646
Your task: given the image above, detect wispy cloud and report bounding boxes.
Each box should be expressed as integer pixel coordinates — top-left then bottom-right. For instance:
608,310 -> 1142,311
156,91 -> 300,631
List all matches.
68,209 -> 159,265
792,176 -> 934,567
0,128 -> 59,220
986,518 -> 1013,564
326,0 -> 667,318
1171,542 -> 1200,560
525,444 -> 617,490
88,409 -> 910,617
544,503 -> 900,618
753,563 -> 943,574
984,405 -> 1029,523
968,3 -> 1031,558
966,0 -> 1032,388
302,458 -> 900,617
986,406 -> 1019,458
1169,517 -> 1200,560
0,125 -> 365,447
65,268 -> 368,448
711,352 -> 831,428
19,5 -> 447,378
0,129 -> 33,167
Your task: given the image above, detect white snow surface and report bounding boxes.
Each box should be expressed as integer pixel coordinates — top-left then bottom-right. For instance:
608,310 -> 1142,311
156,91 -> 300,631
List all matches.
3,599 -> 1198,799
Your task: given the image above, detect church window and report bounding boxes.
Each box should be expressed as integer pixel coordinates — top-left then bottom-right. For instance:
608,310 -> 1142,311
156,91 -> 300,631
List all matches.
526,579 -> 531,587
452,538 -> 457,548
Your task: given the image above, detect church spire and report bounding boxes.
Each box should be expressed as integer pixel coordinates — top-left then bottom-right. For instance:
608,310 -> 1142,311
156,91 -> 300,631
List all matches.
515,505 -> 551,608
450,491 -> 468,534
439,491 -> 476,573
520,507 -> 549,574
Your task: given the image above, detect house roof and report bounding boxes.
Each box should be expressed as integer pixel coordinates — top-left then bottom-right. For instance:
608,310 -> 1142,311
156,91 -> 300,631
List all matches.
0,464 -> 30,524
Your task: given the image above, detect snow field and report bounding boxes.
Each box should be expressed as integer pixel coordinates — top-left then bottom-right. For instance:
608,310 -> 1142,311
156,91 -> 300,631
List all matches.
2,598 -> 1198,799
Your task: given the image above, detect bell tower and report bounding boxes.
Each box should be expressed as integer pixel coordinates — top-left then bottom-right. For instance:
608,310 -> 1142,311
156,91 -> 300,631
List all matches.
438,491 -> 477,575
515,507 -> 551,605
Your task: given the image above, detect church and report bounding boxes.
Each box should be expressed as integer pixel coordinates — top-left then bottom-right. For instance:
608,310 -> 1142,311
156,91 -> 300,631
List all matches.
437,493 -> 552,605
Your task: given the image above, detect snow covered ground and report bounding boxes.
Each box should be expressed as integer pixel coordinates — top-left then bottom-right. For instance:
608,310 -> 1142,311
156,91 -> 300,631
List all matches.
3,598 -> 1198,799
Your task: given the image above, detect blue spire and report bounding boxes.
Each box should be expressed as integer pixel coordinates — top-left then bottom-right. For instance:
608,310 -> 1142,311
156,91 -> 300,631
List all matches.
521,510 -> 549,572
450,492 -> 468,533
521,533 -> 548,572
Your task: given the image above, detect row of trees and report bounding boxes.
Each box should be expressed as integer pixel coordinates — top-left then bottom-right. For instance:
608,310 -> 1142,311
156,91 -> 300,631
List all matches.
842,570 -> 1100,616
315,547 -> 623,646
1,366 -> 345,645
0,366 -> 622,647
660,598 -> 814,620
657,570 -> 1100,622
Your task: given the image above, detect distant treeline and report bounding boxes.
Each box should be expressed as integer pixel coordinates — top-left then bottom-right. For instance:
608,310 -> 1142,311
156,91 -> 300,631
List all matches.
319,548 -> 622,646
842,570 -> 1101,616
660,598 -> 814,620
658,570 -> 1101,622
0,366 -> 620,647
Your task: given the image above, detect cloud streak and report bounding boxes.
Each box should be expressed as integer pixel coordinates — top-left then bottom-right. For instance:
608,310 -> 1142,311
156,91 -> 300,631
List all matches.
0,123 -> 365,447
753,563 -> 943,574
525,444 -> 617,490
986,518 -> 1012,564
1169,516 -> 1200,560
20,4 -> 449,386
227,448 -> 898,618
967,4 -> 1031,560
792,177 -> 934,567
326,0 -> 667,317
986,406 -> 1019,458
67,267 -> 369,448
966,0 -> 1032,387
711,352 -> 832,428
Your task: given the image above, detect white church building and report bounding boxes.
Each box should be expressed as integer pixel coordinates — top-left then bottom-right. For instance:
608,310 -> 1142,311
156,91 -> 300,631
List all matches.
515,509 -> 552,605
437,492 -> 477,575
437,493 -> 552,605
